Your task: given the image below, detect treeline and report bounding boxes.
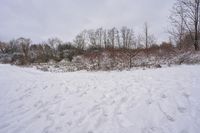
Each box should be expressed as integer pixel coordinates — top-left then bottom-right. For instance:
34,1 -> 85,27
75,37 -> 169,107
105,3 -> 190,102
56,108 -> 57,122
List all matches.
0,25 -> 195,66
0,26 -> 159,65
73,26 -> 156,50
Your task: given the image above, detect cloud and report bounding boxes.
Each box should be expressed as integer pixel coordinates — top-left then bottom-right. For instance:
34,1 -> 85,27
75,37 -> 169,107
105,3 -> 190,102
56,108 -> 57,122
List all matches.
0,0 -> 174,43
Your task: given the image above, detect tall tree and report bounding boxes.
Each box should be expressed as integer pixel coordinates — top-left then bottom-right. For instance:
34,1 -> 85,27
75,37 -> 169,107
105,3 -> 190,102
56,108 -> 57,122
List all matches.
108,27 -> 117,48
16,37 -> 31,62
169,0 -> 186,49
120,26 -> 135,48
171,0 -> 200,50
0,42 -> 8,54
95,28 -> 104,47
88,29 -> 97,47
74,31 -> 87,50
144,22 -> 149,50
143,22 -> 156,55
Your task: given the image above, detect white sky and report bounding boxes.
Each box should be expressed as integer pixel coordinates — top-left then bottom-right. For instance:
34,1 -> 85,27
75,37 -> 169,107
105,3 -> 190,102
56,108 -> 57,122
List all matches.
0,0 -> 175,43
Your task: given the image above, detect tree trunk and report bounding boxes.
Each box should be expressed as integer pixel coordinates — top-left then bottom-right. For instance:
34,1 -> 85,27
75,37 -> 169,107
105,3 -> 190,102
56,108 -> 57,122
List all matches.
194,40 -> 199,50
194,0 -> 200,51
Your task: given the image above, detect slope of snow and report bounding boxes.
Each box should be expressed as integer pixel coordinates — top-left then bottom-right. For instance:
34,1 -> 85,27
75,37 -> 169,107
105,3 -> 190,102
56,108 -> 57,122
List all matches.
0,64 -> 200,133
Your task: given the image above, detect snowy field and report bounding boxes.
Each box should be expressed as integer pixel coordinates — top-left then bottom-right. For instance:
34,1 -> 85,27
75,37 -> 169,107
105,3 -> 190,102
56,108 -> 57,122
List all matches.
0,64 -> 200,133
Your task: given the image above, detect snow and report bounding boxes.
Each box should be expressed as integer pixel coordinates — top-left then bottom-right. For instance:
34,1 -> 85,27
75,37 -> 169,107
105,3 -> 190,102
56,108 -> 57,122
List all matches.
0,64 -> 200,133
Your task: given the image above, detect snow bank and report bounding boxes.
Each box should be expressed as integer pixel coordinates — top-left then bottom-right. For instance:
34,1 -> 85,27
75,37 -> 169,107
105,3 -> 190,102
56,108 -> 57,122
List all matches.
0,64 -> 200,133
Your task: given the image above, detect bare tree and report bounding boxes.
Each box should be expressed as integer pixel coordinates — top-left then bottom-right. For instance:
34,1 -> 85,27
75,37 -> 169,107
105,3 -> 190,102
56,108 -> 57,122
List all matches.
0,42 -> 8,54
124,49 -> 141,68
120,26 -> 135,48
143,22 -> 156,55
171,0 -> 200,50
9,39 -> 19,53
16,37 -> 31,62
95,28 -> 104,47
47,37 -> 62,59
144,22 -> 149,50
42,43 -> 54,61
136,34 -> 144,48
88,29 -> 97,47
107,27 -> 117,48
116,29 -> 121,48
169,0 -> 186,49
74,31 -> 87,50
48,37 -> 62,50
103,29 -> 108,48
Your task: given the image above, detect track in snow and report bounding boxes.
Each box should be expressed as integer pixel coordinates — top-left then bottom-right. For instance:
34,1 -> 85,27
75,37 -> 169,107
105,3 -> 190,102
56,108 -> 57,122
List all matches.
0,64 -> 200,133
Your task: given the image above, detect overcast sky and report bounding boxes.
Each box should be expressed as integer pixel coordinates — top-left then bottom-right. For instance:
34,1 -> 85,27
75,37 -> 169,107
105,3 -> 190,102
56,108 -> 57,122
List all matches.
0,0 -> 175,43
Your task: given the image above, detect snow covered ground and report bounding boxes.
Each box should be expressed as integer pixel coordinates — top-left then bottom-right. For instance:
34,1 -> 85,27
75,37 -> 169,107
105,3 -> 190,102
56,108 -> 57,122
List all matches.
0,64 -> 200,133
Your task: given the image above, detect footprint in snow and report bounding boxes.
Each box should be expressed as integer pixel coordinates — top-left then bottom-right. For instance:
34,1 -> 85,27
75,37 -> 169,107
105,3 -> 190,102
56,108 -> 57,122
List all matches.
157,103 -> 175,122
60,83 -> 65,86
79,91 -> 87,97
59,112 -> 65,117
182,92 -> 190,98
19,94 -> 30,101
146,99 -> 153,105
67,121 -> 72,126
43,86 -> 48,90
16,104 -> 24,109
166,114 -> 175,122
34,100 -> 43,109
161,94 -> 167,99
177,106 -> 187,113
